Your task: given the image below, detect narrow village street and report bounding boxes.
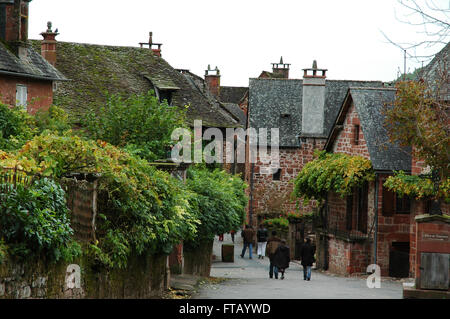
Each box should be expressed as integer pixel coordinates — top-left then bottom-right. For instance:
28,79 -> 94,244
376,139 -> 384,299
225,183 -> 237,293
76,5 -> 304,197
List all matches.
192,234 -> 404,299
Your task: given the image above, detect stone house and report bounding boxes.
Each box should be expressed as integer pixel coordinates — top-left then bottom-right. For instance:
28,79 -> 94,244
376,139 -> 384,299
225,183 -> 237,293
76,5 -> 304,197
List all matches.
0,0 -> 66,113
30,33 -> 240,131
322,87 -> 413,276
245,59 -> 382,232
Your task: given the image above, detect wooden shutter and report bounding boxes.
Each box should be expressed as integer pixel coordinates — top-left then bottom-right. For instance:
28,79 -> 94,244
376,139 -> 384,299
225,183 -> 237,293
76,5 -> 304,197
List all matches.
16,84 -> 27,108
346,194 -> 353,230
382,186 -> 395,216
358,182 -> 369,233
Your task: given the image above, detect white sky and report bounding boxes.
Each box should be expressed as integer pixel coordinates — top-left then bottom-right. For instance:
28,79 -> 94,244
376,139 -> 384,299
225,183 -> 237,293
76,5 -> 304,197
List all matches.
28,0 -> 449,87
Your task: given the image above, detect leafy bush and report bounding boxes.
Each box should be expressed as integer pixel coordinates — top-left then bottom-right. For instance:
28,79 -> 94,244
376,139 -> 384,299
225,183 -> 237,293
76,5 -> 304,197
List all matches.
83,91 -> 188,161
34,105 -> 72,134
262,217 -> 289,234
0,178 -> 80,262
0,103 -> 36,151
185,166 -> 247,245
384,171 -> 450,203
293,151 -> 375,204
1,133 -> 199,268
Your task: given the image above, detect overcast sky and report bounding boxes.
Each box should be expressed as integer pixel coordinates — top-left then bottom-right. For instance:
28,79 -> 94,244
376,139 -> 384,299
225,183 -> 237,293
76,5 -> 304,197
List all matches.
28,0 -> 448,87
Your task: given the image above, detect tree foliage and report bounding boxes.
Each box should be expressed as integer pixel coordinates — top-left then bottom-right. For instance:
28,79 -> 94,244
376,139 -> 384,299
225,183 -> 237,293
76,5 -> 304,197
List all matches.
83,91 -> 188,162
185,166 -> 247,245
384,81 -> 449,178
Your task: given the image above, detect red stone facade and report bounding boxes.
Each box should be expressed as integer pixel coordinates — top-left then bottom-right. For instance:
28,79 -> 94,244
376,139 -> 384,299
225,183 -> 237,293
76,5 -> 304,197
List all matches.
0,76 -> 53,114
245,138 -> 326,228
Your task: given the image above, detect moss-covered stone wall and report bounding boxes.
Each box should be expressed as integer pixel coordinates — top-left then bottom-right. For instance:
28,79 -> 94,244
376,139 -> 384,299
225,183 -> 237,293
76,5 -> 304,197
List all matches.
0,252 -> 167,299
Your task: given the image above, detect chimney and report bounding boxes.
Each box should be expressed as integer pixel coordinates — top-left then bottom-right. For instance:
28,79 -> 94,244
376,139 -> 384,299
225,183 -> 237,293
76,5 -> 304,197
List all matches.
0,0 -> 30,42
205,65 -> 221,98
301,60 -> 327,136
272,56 -> 290,78
139,32 -> 162,57
40,21 -> 59,66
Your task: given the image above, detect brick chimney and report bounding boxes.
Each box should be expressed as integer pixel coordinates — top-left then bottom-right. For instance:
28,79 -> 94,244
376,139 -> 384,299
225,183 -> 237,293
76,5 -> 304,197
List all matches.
40,21 -> 59,66
139,32 -> 162,57
301,60 -> 327,136
0,0 -> 30,42
205,65 -> 220,98
272,56 -> 290,78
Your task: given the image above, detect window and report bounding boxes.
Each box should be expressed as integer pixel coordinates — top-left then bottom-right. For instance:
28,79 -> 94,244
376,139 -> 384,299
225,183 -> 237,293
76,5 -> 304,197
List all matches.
272,168 -> 281,181
354,125 -> 360,145
16,84 -> 27,109
158,90 -> 173,105
346,182 -> 368,233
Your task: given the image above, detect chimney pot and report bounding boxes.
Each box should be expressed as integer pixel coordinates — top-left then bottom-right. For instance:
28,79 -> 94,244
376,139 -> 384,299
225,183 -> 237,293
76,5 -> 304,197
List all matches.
40,21 -> 59,66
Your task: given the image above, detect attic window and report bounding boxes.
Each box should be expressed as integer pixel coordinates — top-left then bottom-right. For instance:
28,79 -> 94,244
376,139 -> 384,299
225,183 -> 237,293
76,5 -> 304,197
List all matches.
354,125 -> 360,145
154,87 -> 174,105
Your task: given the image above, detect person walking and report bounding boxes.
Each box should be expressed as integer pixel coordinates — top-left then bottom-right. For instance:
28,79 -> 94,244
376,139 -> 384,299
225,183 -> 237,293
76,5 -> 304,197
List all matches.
272,239 -> 290,280
300,238 -> 316,281
240,225 -> 255,259
230,229 -> 236,243
256,224 -> 268,259
265,231 -> 281,279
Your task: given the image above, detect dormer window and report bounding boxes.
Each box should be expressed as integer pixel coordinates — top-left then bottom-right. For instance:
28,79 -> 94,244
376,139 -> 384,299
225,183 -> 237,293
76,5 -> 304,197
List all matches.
158,89 -> 173,105
144,75 -> 179,106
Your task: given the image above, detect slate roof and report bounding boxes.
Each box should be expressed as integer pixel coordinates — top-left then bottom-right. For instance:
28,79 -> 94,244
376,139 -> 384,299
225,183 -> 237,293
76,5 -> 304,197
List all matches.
326,87 -> 411,172
30,40 -> 239,128
0,41 -> 66,81
421,41 -> 450,101
248,78 -> 383,147
219,86 -> 248,104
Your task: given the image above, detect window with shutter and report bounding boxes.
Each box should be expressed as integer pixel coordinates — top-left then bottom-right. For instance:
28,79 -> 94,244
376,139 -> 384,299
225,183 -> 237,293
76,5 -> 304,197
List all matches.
16,84 -> 27,109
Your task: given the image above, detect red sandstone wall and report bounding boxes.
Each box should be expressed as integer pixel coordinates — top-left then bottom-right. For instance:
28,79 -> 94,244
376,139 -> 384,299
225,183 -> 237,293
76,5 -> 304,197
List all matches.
0,76 -> 53,114
245,138 -> 326,228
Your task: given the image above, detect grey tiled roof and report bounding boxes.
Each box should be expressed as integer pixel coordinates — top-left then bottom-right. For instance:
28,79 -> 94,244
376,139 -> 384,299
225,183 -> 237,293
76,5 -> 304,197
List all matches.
30,41 -> 239,128
222,103 -> 247,127
421,42 -> 450,101
328,87 -> 411,172
0,41 -> 66,81
248,78 -> 383,147
219,86 -> 248,104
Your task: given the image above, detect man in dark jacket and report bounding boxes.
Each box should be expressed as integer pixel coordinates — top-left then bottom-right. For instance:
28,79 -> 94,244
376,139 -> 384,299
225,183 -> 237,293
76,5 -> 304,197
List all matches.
273,239 -> 290,280
240,224 -> 255,259
300,238 -> 316,281
265,231 -> 281,278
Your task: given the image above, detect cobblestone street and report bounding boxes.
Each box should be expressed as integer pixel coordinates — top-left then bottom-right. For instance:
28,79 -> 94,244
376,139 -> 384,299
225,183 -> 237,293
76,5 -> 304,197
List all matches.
192,234 -> 404,299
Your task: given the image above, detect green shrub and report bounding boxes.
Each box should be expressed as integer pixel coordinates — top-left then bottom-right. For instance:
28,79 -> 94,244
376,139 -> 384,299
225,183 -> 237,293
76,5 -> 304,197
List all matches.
0,103 -> 36,151
0,178 -> 80,262
185,166 -> 247,246
262,217 -> 289,234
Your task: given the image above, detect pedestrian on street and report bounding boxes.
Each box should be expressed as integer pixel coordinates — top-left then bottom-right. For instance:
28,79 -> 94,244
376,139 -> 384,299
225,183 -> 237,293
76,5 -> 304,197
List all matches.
218,233 -> 224,241
273,239 -> 290,280
240,224 -> 255,259
300,238 -> 316,281
265,230 -> 281,279
256,224 -> 268,259
230,229 -> 236,243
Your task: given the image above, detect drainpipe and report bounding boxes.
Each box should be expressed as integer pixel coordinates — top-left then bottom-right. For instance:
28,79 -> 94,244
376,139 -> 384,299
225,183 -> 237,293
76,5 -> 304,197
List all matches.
249,163 -> 254,226
374,173 -> 379,266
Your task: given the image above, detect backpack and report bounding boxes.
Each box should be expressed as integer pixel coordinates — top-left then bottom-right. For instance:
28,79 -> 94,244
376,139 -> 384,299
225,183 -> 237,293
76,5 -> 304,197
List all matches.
266,240 -> 280,256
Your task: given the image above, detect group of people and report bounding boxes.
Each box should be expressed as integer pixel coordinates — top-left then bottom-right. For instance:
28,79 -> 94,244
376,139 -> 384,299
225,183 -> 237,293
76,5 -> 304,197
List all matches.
238,224 -> 316,281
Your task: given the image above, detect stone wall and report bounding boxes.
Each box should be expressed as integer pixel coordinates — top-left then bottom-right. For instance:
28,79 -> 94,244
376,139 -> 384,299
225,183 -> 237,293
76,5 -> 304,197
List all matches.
0,253 -> 167,299
183,241 -> 213,277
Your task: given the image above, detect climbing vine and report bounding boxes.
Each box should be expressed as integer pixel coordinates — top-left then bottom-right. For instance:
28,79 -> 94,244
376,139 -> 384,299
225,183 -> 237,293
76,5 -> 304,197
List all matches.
292,151 -> 375,204
384,171 -> 450,203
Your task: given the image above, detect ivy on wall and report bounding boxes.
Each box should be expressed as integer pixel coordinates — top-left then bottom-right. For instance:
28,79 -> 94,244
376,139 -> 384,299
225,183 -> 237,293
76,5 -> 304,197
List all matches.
292,151 -> 375,204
